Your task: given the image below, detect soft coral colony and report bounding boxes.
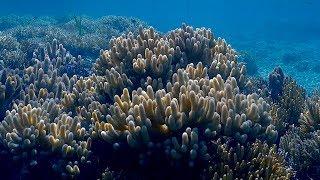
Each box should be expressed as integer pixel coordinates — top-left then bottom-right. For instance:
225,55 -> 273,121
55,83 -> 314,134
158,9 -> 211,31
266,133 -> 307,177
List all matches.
0,23 -> 295,179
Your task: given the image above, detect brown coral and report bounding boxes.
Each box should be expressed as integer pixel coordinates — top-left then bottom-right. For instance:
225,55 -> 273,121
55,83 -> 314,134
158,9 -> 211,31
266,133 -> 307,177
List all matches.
94,24 -> 247,101
203,138 -> 292,179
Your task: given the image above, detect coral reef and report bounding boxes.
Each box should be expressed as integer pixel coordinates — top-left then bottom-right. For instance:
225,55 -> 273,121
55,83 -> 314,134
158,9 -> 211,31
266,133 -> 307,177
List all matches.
89,24 -> 279,179
0,69 -> 22,119
280,90 -> 320,179
0,35 -> 26,69
0,103 -> 92,178
94,24 -> 247,100
203,138 -> 291,179
269,67 -> 285,101
271,78 -> 306,136
0,15 -> 147,70
0,22 -> 297,179
299,90 -> 320,133
280,127 -> 320,179
0,38 -> 97,178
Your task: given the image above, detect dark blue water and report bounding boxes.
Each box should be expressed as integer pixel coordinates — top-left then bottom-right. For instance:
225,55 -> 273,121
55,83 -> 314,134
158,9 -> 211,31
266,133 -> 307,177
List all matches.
2,0 -> 319,33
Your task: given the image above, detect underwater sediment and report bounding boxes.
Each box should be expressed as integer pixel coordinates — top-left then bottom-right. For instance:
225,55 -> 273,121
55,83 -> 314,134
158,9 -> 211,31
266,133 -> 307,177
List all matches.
0,15 -> 317,180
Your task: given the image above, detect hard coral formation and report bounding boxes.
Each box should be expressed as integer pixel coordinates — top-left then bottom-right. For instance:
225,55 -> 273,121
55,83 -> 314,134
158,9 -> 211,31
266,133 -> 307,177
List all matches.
271,78 -> 306,136
94,24 -> 247,100
0,103 -> 91,178
90,73 -> 277,178
279,90 -> 320,179
31,39 -> 90,77
280,127 -> 320,179
0,35 -> 26,69
0,23 -> 294,179
299,91 -> 320,133
279,78 -> 306,125
90,24 -> 280,179
0,15 -> 147,70
204,138 -> 291,179
94,73 -> 276,147
0,38 -> 96,178
269,67 -> 285,101
0,69 -> 22,118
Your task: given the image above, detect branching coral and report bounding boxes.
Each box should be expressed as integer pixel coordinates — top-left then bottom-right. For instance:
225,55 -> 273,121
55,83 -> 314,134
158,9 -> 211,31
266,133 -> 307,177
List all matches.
203,138 -> 292,179
0,24 -> 293,179
93,72 -> 276,146
87,25 -> 279,179
0,39 -> 98,178
271,78 -> 306,135
31,39 -> 91,77
0,69 -> 22,119
280,127 -> 320,179
244,76 -> 269,98
0,102 -> 92,178
94,24 -> 247,102
280,89 -> 320,179
269,67 -> 285,101
299,90 -> 320,133
0,35 -> 26,69
0,15 -> 147,70
89,73 -> 277,178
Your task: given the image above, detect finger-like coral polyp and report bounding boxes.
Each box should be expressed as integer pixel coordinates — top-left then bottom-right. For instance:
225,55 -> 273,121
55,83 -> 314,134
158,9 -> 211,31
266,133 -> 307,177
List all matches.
0,24 -> 291,179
